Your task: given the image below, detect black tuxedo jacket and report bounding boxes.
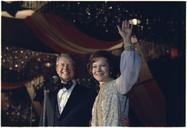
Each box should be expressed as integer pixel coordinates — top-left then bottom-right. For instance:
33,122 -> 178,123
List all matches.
39,84 -> 97,126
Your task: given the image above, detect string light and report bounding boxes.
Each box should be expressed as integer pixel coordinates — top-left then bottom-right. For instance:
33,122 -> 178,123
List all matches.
37,2 -> 183,43
2,46 -> 56,84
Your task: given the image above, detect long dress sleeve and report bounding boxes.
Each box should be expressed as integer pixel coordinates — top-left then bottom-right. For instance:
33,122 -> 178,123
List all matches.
116,50 -> 141,94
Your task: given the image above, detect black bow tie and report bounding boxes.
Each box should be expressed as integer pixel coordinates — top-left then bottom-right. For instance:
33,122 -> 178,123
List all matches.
57,81 -> 73,90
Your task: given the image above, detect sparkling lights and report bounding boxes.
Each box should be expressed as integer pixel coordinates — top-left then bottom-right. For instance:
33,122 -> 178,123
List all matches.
37,2 -> 184,44
2,46 -> 57,82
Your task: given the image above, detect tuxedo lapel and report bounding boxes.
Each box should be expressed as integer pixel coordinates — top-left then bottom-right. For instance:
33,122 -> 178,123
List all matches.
60,85 -> 80,118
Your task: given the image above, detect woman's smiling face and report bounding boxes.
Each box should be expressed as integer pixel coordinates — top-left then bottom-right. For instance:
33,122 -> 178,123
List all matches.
91,57 -> 110,83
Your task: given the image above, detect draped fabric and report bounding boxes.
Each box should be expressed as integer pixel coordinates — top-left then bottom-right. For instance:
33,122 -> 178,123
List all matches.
128,45 -> 167,126
129,79 -> 167,126
24,12 -> 122,54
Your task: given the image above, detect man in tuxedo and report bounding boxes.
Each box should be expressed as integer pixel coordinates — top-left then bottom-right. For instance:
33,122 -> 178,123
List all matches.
39,53 -> 96,126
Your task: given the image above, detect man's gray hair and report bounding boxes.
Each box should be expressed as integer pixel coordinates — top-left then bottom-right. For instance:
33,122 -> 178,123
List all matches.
56,53 -> 75,67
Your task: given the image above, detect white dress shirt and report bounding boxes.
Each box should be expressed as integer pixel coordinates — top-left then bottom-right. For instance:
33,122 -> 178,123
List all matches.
57,80 -> 76,114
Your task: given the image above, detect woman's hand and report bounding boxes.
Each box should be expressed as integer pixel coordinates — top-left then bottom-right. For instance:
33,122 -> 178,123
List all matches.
117,20 -> 133,45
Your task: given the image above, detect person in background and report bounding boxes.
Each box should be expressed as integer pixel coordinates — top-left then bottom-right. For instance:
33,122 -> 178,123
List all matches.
39,53 -> 96,126
87,20 -> 141,126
